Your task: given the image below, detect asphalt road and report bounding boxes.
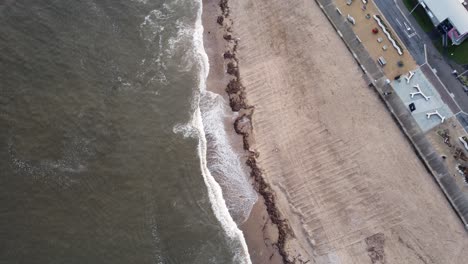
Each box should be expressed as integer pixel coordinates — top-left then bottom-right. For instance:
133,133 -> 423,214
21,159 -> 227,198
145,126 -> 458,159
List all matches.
373,0 -> 468,113
373,0 -> 425,64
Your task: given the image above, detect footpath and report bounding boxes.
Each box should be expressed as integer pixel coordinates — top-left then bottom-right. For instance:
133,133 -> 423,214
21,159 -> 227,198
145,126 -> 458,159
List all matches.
314,0 -> 468,229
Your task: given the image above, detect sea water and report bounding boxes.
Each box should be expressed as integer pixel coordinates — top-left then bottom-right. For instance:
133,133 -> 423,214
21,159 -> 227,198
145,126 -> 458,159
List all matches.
0,0 -> 256,263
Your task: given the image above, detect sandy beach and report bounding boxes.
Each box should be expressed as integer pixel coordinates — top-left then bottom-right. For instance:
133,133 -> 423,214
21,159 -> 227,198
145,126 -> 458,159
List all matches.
203,0 -> 467,263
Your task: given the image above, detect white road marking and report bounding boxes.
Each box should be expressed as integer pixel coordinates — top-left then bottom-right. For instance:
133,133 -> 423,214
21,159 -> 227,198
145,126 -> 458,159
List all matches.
393,1 -> 419,38
395,18 -> 402,26
396,18 -> 414,39
403,22 -> 411,31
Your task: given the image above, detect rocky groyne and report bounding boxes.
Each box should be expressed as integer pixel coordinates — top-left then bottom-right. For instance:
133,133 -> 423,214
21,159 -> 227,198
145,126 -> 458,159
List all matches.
215,0 -> 296,263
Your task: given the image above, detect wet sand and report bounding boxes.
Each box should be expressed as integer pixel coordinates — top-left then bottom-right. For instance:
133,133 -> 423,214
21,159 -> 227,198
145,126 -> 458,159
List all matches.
203,0 -> 467,263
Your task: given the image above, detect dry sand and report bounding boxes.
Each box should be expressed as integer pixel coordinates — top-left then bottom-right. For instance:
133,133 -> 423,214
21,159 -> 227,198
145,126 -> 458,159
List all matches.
203,0 -> 467,263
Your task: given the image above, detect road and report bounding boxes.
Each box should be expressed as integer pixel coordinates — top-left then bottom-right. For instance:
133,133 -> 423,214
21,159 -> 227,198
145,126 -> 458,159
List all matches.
373,0 -> 468,114
373,0 -> 425,64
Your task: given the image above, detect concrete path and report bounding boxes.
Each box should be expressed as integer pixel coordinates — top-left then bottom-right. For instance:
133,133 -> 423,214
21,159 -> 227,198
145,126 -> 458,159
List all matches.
421,64 -> 461,113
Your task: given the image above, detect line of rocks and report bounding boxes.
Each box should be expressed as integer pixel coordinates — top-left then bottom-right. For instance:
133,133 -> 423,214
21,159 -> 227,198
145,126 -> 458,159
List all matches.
216,1 -> 296,263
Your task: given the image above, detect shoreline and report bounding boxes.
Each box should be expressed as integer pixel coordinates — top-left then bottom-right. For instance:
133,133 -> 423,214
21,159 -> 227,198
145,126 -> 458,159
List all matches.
201,0 -> 293,263
195,1 -> 253,263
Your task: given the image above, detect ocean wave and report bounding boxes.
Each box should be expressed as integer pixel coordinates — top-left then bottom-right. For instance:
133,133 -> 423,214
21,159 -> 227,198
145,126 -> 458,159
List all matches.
188,1 -> 253,263
173,122 -> 198,138
200,91 -> 257,223
142,1 -> 254,262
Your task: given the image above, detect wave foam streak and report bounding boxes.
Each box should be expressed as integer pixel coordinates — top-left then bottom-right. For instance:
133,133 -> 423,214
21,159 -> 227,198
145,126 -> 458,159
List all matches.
190,1 -> 253,263
200,91 -> 257,223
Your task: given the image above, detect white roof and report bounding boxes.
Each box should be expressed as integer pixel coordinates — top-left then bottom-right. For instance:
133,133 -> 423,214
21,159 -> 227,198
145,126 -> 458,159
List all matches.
422,0 -> 468,34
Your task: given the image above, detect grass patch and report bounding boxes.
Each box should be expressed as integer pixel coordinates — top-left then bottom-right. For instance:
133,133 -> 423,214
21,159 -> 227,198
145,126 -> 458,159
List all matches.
402,0 -> 435,33
403,0 -> 468,64
449,41 -> 468,65
434,39 -> 468,65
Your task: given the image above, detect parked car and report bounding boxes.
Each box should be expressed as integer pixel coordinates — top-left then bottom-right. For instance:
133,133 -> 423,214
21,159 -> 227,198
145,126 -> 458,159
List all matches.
463,86 -> 468,93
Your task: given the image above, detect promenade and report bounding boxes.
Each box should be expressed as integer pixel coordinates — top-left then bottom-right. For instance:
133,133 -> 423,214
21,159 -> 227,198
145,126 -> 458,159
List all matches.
314,0 -> 468,229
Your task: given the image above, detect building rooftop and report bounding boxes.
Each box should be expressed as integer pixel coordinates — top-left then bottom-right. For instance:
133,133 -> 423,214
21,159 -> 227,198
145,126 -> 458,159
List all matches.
421,0 -> 468,34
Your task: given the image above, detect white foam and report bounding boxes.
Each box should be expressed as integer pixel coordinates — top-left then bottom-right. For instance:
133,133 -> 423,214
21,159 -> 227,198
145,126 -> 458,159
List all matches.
191,1 -> 252,263
8,137 -> 92,188
173,122 -> 198,138
138,7 -> 178,89
131,0 -> 149,4
200,91 -> 257,223
143,2 -> 253,261
149,216 -> 165,264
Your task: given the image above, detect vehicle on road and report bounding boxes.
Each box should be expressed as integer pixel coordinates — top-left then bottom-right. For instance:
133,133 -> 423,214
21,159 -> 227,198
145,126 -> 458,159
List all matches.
462,85 -> 468,93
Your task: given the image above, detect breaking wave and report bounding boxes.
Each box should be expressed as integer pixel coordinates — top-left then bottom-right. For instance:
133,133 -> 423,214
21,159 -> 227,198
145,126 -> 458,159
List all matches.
173,1 -> 255,263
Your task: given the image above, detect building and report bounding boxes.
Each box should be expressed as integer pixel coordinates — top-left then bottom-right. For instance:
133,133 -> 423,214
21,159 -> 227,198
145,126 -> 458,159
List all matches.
419,0 -> 468,45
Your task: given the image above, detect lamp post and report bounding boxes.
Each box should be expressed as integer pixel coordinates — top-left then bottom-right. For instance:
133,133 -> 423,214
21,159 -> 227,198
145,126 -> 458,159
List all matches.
409,1 -> 421,15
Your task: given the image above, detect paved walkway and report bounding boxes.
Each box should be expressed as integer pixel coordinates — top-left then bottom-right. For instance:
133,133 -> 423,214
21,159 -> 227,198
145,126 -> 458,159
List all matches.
315,0 -> 468,229
457,112 -> 468,132
421,64 -> 461,113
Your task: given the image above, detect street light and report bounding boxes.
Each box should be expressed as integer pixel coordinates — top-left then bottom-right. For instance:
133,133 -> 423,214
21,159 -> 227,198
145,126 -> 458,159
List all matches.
409,1 -> 421,15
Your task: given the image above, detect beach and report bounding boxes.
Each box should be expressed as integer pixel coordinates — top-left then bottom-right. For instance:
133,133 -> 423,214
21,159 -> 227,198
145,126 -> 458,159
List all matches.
203,0 -> 467,263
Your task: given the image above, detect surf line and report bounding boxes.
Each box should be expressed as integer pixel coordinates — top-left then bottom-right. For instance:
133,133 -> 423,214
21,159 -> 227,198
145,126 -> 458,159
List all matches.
193,1 -> 252,263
